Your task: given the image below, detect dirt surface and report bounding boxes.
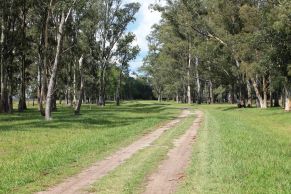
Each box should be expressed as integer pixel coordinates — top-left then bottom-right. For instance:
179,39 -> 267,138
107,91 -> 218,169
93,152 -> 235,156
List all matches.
143,110 -> 203,194
37,110 -> 190,194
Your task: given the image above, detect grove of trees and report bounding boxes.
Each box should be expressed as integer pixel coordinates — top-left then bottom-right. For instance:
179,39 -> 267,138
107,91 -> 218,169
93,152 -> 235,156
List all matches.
0,0 -> 151,120
142,0 -> 291,111
1,0 -> 290,121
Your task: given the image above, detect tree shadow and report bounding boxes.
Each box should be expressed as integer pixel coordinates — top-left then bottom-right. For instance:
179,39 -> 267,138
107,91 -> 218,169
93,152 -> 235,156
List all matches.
0,102 -> 178,132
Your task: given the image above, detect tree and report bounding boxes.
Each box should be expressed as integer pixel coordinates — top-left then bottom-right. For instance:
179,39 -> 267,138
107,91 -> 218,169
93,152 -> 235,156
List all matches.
116,33 -> 140,106
144,0 -> 290,110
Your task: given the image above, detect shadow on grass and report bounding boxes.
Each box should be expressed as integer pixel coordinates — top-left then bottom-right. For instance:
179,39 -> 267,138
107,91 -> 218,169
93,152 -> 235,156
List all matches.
0,102 -> 178,132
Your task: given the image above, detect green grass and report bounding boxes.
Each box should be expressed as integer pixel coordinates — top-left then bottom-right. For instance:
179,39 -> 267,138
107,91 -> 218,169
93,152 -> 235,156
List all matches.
2,102 -> 290,194
89,109 -> 195,194
177,105 -> 291,194
0,101 -> 183,194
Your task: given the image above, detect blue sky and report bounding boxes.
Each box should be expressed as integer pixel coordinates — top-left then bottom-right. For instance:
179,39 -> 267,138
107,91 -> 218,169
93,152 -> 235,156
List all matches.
124,0 -> 165,73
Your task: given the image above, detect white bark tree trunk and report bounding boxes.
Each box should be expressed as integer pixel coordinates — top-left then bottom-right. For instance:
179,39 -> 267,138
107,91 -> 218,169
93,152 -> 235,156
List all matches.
45,12 -> 66,120
263,76 -> 268,108
73,61 -> 77,106
251,77 -> 267,109
195,56 -> 201,104
209,81 -> 214,104
187,41 -> 192,104
285,85 -> 291,111
75,55 -> 84,115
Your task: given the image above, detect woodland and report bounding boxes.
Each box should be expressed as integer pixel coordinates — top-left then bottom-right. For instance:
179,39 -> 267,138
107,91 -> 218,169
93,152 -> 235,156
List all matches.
0,0 -> 290,118
143,0 -> 291,111
0,0 -> 152,120
0,1 -> 290,193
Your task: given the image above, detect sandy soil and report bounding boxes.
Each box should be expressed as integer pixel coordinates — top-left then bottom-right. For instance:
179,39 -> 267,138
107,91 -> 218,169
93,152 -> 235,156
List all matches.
36,110 -> 191,194
143,110 -> 203,194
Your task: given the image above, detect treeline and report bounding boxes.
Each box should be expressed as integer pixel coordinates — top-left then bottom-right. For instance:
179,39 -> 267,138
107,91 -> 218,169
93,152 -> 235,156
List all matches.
0,0 -> 145,120
143,0 -> 291,111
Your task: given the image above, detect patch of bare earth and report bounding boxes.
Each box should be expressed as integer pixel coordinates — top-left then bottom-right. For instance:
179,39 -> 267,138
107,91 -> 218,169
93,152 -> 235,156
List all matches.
143,110 -> 203,194
36,110 -> 190,194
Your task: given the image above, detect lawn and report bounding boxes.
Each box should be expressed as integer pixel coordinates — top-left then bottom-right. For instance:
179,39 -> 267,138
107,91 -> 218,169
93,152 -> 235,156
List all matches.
0,101 -> 182,194
177,105 -> 291,194
1,102 -> 290,194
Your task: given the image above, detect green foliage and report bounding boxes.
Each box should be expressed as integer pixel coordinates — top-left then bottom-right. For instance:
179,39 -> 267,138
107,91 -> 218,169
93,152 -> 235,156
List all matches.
143,0 -> 291,105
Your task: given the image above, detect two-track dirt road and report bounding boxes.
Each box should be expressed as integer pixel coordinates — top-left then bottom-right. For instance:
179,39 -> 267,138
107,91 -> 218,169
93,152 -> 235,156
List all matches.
37,110 -> 203,194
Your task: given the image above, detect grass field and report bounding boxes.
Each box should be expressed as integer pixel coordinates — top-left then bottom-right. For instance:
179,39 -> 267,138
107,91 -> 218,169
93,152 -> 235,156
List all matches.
177,105 -> 291,194
1,102 -> 290,194
0,101 -> 183,194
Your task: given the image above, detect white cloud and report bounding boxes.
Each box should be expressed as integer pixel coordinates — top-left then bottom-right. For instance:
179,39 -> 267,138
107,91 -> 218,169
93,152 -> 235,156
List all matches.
130,0 -> 163,52
124,0 -> 165,72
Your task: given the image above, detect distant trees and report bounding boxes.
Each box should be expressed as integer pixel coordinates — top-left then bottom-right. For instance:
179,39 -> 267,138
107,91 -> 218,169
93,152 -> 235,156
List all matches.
0,0 -> 143,119
143,0 -> 291,110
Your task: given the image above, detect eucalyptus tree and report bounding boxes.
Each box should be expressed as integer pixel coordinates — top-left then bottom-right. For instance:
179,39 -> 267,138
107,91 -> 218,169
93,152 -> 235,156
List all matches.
43,0 -> 81,120
142,25 -> 166,102
96,0 -> 140,106
146,0 -> 290,110
0,0 -> 21,113
266,0 -> 291,111
115,33 -> 140,106
0,0 -> 35,113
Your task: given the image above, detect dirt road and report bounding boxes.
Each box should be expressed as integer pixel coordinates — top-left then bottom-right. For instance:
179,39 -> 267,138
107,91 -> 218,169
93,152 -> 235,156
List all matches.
143,110 -> 203,194
37,110 -> 191,194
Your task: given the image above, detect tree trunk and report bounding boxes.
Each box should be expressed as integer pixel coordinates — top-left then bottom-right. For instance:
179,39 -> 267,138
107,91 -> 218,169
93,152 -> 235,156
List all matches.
270,92 -> 273,107
0,18 -> 8,113
75,55 -> 84,115
40,1 -> 53,116
187,41 -> 192,104
251,77 -> 266,109
45,11 -> 66,120
73,61 -> 77,106
209,80 -> 214,104
8,82 -> 13,113
51,94 -> 57,112
274,91 -> 280,107
0,18 -> 2,113
229,84 -> 236,104
282,89 -> 285,108
0,55 -> 5,113
83,91 -> 87,104
246,80 -> 252,107
98,66 -> 105,106
116,69 -> 122,106
158,88 -> 162,102
37,50 -> 42,111
102,68 -> 107,106
18,2 -> 28,112
285,84 -> 291,111
18,54 -> 27,112
195,57 -> 201,104
262,76 -> 268,108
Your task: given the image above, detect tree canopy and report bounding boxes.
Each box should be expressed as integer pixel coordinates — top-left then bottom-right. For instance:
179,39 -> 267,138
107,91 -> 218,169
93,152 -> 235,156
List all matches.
0,0 -> 151,120
142,0 -> 291,110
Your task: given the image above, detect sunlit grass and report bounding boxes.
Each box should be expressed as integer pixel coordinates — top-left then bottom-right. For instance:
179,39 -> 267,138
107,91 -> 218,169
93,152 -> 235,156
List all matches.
0,101 -> 183,194
177,105 -> 291,194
